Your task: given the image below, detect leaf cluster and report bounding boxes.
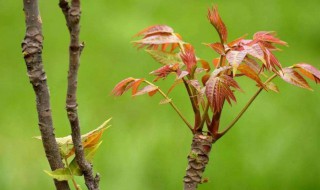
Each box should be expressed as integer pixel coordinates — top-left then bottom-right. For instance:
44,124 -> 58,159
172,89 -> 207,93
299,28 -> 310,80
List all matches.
113,6 -> 320,138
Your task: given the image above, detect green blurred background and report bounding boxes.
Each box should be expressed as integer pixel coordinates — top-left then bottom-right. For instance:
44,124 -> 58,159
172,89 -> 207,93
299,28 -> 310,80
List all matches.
1,0 -> 319,189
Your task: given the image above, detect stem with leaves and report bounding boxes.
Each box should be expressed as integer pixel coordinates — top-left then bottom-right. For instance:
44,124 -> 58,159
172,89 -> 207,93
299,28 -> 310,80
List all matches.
59,0 -> 100,189
22,0 -> 70,189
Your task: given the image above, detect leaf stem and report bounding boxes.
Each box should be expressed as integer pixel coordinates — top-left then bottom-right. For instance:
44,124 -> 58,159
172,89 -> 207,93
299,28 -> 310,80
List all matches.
217,74 -> 277,139
145,80 -> 193,132
65,158 -> 80,190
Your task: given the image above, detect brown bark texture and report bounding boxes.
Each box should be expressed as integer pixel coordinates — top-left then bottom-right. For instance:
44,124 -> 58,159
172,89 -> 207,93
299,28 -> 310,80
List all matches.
59,0 -> 100,189
184,133 -> 214,190
21,0 -> 70,189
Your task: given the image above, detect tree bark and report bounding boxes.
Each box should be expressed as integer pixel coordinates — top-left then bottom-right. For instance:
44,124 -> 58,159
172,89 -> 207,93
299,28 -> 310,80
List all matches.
22,0 -> 70,189
183,133 -> 214,190
59,0 -> 100,189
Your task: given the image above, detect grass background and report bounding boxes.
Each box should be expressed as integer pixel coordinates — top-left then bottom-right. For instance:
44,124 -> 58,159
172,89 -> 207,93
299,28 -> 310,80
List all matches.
0,0 -> 319,189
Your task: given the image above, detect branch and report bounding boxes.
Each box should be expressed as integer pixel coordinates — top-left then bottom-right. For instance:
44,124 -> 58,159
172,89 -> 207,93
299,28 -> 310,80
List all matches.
217,74 -> 277,139
22,0 -> 70,189
59,0 -> 100,189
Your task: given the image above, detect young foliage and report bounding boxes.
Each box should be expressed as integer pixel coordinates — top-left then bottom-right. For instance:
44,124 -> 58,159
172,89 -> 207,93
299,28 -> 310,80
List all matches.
112,5 -> 319,190
35,119 -> 110,188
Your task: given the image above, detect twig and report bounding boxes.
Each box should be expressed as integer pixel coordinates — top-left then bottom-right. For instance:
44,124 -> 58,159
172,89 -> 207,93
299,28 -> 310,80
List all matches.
59,0 -> 100,189
217,74 -> 277,139
22,0 -> 70,189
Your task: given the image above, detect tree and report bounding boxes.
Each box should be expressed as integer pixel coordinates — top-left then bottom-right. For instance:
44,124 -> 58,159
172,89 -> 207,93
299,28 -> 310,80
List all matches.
113,5 -> 320,190
22,0 -> 107,189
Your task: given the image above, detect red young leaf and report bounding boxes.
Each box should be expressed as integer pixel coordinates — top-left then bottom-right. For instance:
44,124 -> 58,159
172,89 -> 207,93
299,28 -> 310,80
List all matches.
279,68 -> 312,90
212,58 -> 220,68
131,79 -> 145,95
205,42 -> 225,55
134,34 -> 181,46
227,34 -> 248,47
150,63 -> 179,81
180,44 -> 197,73
112,77 -> 136,96
253,31 -> 288,46
202,74 -> 210,85
205,74 -> 241,112
294,63 -> 320,84
259,43 -> 282,71
134,25 -> 174,37
226,50 -> 247,75
134,85 -> 159,96
244,44 -> 265,63
199,59 -> 211,72
237,64 -> 266,89
208,6 -> 228,43
243,57 -> 263,75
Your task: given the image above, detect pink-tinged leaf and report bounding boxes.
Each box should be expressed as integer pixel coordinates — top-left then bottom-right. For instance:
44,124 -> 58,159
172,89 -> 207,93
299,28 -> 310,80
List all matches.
205,74 -> 241,113
146,49 -> 183,65
279,68 -> 312,90
227,34 -> 248,47
180,44 -> 197,74
211,65 -> 232,77
187,79 -> 202,92
134,34 -> 182,46
243,57 -> 263,75
205,42 -> 225,55
134,85 -> 159,96
207,6 -> 228,43
294,63 -> 320,84
198,59 -> 211,72
134,25 -> 174,37
226,50 -> 247,75
237,64 -> 265,88
112,77 -> 136,96
259,43 -> 282,71
177,70 -> 189,79
150,64 -> 179,82
253,31 -> 288,46
131,79 -> 145,95
244,44 -> 265,63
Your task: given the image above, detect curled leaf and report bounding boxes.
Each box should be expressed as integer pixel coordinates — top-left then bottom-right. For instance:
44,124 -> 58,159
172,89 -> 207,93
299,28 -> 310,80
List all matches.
180,44 -> 197,74
293,63 -> 320,84
279,68 -> 312,90
112,77 -> 136,96
208,6 -> 228,43
134,25 -> 174,37
134,85 -> 159,96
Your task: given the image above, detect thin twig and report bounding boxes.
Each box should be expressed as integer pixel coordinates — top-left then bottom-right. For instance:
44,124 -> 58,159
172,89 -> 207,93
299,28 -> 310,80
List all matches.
59,0 -> 99,189
22,0 -> 70,189
144,81 -> 193,131
217,74 -> 277,139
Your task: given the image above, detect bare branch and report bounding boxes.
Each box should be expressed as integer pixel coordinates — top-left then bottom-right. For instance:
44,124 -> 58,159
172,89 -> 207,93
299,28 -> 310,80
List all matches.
59,0 -> 100,189
22,0 -> 70,189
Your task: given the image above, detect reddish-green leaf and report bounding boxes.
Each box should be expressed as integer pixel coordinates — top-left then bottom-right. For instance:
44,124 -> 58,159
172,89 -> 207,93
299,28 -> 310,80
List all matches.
226,50 -> 247,75
132,79 -> 145,95
134,25 -> 174,37
134,85 -> 159,96
150,64 -> 179,81
244,44 -> 265,63
199,59 -> 211,72
207,6 -> 228,43
205,74 -> 241,112
294,63 -> 320,84
227,34 -> 248,47
146,49 -> 182,65
265,82 -> 279,93
180,44 -> 197,74
112,77 -> 136,96
205,42 -> 225,55
133,34 -> 181,46
279,68 -> 312,90
237,64 -> 265,88
253,31 -> 287,46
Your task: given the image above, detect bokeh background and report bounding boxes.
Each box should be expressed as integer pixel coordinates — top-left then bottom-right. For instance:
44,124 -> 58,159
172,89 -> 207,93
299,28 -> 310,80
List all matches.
1,0 -> 319,189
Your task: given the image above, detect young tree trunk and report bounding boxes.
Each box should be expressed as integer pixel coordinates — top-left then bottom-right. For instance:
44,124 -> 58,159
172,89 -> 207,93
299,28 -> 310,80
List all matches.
22,0 -> 70,189
183,133 -> 214,190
